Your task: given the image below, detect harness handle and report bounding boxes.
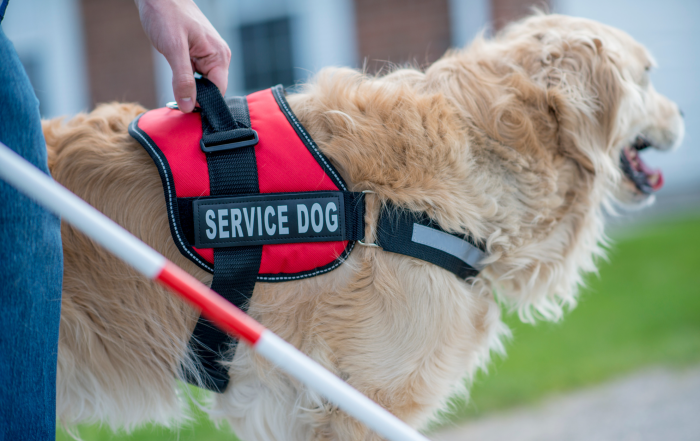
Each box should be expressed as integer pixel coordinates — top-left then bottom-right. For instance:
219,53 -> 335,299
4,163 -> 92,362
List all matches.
195,77 -> 258,152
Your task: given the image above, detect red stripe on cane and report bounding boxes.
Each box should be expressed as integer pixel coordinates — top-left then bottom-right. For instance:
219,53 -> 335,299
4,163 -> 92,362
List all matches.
155,261 -> 265,345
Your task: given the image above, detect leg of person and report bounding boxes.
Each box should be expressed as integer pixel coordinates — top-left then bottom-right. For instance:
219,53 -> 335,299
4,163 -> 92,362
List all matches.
0,24 -> 63,440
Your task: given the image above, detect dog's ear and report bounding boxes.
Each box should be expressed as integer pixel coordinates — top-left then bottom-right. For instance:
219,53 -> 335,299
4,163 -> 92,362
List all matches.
536,29 -> 623,175
477,20 -> 625,322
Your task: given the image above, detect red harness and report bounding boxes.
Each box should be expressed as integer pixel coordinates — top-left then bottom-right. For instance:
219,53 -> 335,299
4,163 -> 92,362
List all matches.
131,86 -> 356,280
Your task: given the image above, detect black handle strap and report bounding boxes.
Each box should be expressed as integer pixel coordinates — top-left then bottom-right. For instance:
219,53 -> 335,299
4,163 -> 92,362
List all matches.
184,78 -> 262,393
196,78 -> 258,152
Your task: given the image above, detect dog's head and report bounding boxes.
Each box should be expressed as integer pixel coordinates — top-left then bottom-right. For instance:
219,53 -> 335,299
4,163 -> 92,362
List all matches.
432,14 -> 683,320
300,14 -> 682,322
497,14 -> 684,206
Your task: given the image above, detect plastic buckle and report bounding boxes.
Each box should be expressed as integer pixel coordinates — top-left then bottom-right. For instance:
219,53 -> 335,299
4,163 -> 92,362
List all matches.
200,130 -> 259,153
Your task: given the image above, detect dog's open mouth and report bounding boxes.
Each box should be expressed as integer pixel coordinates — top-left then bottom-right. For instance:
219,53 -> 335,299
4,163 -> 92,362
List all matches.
620,136 -> 664,194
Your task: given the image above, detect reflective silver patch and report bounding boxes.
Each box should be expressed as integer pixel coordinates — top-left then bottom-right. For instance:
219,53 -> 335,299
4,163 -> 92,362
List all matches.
411,224 -> 486,271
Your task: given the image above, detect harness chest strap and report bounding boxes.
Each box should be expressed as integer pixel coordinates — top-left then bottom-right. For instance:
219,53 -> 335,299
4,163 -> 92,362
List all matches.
129,78 -> 487,393
193,192 -> 486,279
185,85 -> 262,390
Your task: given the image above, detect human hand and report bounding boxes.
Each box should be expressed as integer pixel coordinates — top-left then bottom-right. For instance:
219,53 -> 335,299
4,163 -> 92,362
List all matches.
135,0 -> 231,112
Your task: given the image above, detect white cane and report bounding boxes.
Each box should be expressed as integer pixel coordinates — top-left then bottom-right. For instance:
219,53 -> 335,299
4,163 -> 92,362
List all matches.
0,141 -> 429,441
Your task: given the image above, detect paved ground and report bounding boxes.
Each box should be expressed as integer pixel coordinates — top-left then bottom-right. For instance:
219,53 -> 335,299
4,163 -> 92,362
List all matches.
431,366 -> 700,441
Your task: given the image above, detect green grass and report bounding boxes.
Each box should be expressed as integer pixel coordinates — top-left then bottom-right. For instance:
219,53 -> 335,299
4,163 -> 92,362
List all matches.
58,215 -> 700,439
437,215 -> 700,423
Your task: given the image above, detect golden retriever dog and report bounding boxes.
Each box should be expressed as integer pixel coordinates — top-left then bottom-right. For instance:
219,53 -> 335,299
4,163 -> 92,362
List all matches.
44,13 -> 683,440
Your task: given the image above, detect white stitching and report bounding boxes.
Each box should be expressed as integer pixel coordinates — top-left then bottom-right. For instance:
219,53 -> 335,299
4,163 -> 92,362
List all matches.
129,117 -> 214,272
272,88 -> 347,191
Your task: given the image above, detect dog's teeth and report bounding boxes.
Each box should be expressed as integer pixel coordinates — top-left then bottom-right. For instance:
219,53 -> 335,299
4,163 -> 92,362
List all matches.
648,173 -> 659,186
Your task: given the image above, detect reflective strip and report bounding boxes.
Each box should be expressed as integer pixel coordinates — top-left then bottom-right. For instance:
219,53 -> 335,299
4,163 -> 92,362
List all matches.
411,223 -> 485,271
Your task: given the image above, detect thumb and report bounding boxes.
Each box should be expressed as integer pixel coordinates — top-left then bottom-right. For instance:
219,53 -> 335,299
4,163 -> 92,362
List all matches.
165,45 -> 196,113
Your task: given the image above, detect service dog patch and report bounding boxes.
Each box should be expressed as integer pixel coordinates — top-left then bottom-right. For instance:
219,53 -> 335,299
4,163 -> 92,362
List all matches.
193,192 -> 346,248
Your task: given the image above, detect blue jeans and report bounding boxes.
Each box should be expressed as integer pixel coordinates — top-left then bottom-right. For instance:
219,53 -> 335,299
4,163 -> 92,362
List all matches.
0,23 -> 63,440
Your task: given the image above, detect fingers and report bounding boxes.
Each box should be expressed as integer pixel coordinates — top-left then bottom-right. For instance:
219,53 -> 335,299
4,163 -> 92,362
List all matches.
141,0 -> 231,111
193,39 -> 231,96
203,64 -> 229,96
166,42 -> 197,113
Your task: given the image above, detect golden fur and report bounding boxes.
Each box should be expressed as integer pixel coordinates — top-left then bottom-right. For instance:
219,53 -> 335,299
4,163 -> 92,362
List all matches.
44,14 -> 683,440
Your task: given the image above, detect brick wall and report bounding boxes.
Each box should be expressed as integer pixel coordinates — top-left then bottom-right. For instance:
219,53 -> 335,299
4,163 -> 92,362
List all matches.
81,0 -> 156,109
491,0 -> 550,31
354,0 -> 452,73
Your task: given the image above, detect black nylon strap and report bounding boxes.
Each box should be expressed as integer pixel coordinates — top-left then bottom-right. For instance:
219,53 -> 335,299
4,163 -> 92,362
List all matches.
375,203 -> 486,280
343,192 -> 365,240
186,78 -> 262,393
197,79 -> 256,148
205,103 -> 259,195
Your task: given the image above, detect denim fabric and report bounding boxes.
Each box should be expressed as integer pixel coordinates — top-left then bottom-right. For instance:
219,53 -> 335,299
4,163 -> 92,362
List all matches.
0,25 -> 63,440
0,1 -> 8,23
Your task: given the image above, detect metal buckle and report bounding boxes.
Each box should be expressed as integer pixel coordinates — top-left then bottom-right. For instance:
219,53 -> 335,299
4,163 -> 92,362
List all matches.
200,130 -> 259,153
358,190 -> 378,246
165,102 -> 201,112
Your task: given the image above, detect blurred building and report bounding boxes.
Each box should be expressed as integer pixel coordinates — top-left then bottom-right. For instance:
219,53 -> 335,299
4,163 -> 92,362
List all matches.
2,0 -> 698,192
1,0 -> 546,112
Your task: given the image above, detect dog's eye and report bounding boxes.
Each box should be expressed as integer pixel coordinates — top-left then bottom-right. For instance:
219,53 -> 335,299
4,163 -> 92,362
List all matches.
639,66 -> 652,88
